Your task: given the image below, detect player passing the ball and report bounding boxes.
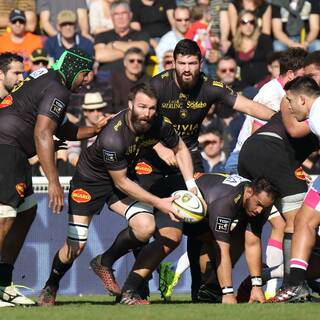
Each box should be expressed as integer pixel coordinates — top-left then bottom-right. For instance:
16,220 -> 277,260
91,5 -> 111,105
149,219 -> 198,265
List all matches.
38,83 -> 197,306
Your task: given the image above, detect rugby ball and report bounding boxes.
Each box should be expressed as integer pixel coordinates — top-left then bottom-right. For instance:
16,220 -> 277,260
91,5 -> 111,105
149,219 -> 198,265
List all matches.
171,190 -> 206,223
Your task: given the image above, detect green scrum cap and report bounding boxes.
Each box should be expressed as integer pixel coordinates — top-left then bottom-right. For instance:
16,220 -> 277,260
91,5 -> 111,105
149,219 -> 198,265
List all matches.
52,48 -> 93,89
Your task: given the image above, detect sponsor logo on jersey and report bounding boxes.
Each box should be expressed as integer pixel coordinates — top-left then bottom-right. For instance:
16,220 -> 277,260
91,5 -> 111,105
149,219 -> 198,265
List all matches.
71,189 -> 91,203
0,95 -> 13,109
161,71 -> 169,79
50,98 -> 65,117
234,194 -> 242,204
15,182 -> 26,198
30,68 -> 48,79
114,120 -> 122,131
295,167 -> 306,181
215,217 -> 231,233
103,149 -> 118,163
212,81 -> 224,88
179,109 -> 188,119
135,162 -> 152,175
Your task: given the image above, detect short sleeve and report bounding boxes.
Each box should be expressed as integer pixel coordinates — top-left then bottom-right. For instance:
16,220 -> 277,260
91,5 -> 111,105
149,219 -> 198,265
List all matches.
159,117 -> 179,149
37,82 -> 70,125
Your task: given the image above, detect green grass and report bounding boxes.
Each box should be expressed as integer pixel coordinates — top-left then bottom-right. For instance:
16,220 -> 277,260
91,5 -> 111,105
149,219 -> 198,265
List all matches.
1,295 -> 319,320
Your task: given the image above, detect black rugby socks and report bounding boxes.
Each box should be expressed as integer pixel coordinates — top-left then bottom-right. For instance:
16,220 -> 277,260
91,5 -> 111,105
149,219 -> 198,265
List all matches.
100,228 -> 146,268
282,233 -> 293,287
0,263 -> 13,286
45,251 -> 73,288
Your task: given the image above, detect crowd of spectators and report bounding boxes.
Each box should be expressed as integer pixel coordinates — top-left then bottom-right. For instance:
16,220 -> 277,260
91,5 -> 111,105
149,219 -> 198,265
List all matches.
1,0 -> 320,176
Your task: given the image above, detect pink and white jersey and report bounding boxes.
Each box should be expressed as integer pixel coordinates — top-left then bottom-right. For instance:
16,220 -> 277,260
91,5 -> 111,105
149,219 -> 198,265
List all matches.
233,78 -> 285,152
303,97 -> 320,211
308,97 -> 320,137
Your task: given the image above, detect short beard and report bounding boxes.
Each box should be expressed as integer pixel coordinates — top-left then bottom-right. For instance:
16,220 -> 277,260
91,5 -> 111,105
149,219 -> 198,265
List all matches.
175,71 -> 199,91
131,110 -> 152,134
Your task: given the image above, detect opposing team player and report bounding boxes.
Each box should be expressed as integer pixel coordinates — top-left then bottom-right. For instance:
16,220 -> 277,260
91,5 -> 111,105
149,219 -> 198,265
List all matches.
0,48 -> 109,308
93,39 -> 276,302
38,83 -> 196,306
269,77 -> 320,302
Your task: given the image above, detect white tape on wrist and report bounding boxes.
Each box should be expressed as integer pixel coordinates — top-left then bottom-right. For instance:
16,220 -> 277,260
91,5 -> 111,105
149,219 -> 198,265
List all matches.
251,276 -> 263,287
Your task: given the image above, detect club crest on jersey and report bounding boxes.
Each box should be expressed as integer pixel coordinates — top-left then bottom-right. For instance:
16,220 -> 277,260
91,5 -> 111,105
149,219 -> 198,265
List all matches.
215,217 -> 231,233
179,109 -> 188,119
0,95 -> 13,109
50,98 -> 65,117
103,149 -> 117,163
135,162 -> 152,175
295,167 -> 306,181
15,182 -> 26,198
71,188 -> 91,203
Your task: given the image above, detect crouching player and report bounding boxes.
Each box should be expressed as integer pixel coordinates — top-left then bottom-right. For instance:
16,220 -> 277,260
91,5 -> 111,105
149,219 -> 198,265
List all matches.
119,173 -> 278,304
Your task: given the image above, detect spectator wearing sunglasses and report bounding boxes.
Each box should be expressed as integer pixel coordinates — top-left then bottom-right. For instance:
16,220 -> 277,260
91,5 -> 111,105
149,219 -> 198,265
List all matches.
110,47 -> 151,113
156,6 -> 191,73
226,10 -> 273,90
29,48 -> 50,73
44,10 -> 94,62
0,9 -> 43,71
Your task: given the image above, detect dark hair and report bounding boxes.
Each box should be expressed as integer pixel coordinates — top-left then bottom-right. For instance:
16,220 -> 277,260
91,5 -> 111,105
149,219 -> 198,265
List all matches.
250,177 -> 279,201
266,51 -> 282,65
173,39 -> 202,61
124,47 -> 144,58
0,52 -> 23,73
128,82 -> 157,102
216,55 -> 237,67
304,50 -> 320,68
279,48 -> 307,75
284,76 -> 320,97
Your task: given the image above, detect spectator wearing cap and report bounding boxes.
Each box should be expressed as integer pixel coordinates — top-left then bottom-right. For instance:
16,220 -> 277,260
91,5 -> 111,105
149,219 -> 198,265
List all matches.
44,10 -> 94,61
110,47 -> 151,113
67,92 -> 107,167
198,129 -> 226,173
0,9 -> 43,71
0,0 -> 37,35
37,0 -> 91,40
29,48 -> 50,73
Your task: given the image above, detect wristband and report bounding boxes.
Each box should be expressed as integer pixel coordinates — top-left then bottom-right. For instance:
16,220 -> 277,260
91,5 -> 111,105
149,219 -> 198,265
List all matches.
251,276 -> 263,287
185,179 -> 203,199
222,287 -> 234,295
185,179 -> 197,190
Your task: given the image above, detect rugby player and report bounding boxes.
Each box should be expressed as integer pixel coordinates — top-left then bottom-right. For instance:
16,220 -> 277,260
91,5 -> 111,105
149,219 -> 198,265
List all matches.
269,76 -> 320,302
121,173 -> 278,304
93,39 -> 276,302
0,48 -> 108,307
38,83 -> 196,306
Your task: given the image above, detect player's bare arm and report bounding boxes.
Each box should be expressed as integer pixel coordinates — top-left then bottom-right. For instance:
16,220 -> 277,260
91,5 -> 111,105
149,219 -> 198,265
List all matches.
233,95 -> 275,121
108,167 -> 182,222
34,114 -> 64,214
215,240 -> 237,304
244,230 -> 265,303
153,142 -> 177,167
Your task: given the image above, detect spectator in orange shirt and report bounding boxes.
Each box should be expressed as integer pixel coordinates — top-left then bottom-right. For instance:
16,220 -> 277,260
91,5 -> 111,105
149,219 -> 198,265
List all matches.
0,9 -> 43,71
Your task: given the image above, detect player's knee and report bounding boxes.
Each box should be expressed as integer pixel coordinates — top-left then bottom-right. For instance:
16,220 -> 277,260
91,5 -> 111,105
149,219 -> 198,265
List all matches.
159,228 -> 182,252
66,222 -> 89,259
131,215 -> 155,242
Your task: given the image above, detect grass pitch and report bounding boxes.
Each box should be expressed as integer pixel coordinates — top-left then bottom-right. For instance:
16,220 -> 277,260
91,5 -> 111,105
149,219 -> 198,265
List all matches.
1,294 -> 319,320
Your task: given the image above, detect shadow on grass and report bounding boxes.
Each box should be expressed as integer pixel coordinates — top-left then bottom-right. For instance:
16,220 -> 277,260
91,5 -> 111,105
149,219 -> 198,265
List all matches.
55,300 -> 116,306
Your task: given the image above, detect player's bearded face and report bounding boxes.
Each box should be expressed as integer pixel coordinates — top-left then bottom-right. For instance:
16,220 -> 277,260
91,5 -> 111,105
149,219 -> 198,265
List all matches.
175,54 -> 201,89
130,93 -> 157,133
